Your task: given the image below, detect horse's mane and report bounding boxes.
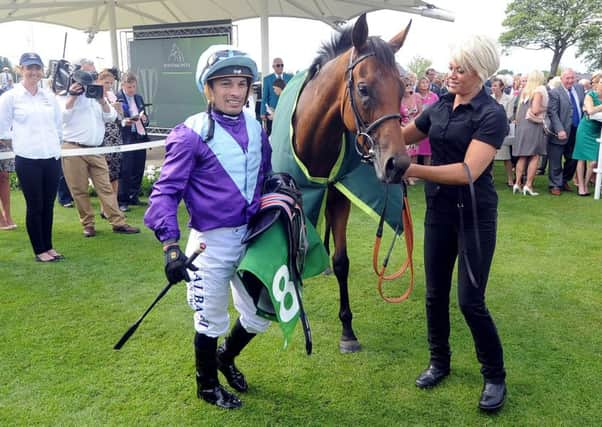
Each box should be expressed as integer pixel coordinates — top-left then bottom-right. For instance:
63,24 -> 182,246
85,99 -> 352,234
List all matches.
305,24 -> 397,82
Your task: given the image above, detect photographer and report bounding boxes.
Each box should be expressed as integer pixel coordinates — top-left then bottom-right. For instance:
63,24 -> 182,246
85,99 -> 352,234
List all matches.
58,58 -> 140,238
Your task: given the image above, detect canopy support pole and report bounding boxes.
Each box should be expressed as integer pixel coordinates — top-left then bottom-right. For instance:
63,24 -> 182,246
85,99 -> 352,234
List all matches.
260,0 -> 270,78
108,0 -> 119,68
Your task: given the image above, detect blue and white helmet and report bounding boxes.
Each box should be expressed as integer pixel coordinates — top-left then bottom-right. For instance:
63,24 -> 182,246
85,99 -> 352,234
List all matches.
195,45 -> 258,93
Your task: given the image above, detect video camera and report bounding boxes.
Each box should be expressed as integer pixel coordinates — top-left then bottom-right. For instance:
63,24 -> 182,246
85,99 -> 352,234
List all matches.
51,59 -> 104,99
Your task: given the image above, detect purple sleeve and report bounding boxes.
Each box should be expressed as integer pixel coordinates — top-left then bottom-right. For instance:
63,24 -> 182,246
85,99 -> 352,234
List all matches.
144,125 -> 198,242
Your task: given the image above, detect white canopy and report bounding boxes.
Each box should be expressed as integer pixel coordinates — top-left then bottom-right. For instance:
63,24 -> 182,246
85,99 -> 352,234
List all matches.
0,0 -> 454,74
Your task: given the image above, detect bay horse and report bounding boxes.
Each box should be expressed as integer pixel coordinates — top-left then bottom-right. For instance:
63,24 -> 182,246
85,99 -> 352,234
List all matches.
273,14 -> 412,353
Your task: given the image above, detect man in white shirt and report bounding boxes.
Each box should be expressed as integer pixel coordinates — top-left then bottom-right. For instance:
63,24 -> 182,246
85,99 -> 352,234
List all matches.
59,59 -> 140,237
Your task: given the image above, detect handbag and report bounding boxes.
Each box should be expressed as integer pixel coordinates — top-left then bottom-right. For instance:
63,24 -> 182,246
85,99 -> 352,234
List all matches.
526,107 -> 555,136
526,108 -> 544,124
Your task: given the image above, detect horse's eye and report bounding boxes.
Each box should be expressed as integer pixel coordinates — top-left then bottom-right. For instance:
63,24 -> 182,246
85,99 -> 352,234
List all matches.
357,83 -> 369,97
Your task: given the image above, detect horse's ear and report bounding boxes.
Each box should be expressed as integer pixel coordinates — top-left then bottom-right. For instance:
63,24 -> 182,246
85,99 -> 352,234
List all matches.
352,13 -> 369,50
388,20 -> 412,53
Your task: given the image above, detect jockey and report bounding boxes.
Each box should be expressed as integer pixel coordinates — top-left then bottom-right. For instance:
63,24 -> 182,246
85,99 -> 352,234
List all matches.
144,45 -> 272,409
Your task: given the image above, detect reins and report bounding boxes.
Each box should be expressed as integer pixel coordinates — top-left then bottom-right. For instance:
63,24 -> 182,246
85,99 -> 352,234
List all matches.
372,183 -> 415,303
458,162 -> 482,289
370,162 -> 481,301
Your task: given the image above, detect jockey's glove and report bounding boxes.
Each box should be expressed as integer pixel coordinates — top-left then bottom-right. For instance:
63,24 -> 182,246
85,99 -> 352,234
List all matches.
164,245 -> 198,284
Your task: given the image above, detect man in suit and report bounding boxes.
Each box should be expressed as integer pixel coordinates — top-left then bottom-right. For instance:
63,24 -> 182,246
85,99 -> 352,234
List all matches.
260,57 -> 293,135
547,68 -> 584,195
425,68 -> 441,96
117,71 -> 149,211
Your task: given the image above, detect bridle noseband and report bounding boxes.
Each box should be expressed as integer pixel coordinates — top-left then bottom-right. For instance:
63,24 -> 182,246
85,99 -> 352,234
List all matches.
346,48 -> 402,163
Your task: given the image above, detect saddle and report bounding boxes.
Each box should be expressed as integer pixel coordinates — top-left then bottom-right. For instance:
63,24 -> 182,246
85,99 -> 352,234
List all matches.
243,172 -> 308,276
241,173 -> 309,318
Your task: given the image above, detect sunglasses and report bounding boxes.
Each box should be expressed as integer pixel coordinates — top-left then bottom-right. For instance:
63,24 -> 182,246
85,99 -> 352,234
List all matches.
274,64 -> 284,67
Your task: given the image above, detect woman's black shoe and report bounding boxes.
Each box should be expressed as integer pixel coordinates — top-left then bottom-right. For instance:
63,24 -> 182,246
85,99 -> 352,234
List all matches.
479,381 -> 506,412
415,365 -> 450,389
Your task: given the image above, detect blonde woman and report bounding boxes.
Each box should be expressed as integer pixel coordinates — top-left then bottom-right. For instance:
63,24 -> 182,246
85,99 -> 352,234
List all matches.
415,76 -> 439,166
513,70 -> 548,195
402,35 -> 507,412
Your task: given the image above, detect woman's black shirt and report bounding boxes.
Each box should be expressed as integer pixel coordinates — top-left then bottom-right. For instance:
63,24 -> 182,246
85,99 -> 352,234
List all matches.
414,87 -> 508,213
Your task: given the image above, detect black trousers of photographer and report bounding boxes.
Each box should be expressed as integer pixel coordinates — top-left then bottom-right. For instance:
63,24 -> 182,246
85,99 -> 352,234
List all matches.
118,130 -> 147,206
423,206 -> 505,384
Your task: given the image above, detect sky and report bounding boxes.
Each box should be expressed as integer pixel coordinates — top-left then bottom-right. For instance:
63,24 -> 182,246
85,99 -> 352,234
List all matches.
0,0 -> 588,75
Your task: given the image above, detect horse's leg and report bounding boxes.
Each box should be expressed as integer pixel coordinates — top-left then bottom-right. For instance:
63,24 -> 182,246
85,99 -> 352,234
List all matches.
326,188 -> 361,353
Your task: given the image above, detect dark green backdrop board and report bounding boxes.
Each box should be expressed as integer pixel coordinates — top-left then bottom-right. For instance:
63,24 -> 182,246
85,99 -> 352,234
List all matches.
130,22 -> 231,131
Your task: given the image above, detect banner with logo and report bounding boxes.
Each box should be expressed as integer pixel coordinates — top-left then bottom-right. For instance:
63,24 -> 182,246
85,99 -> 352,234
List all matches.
130,34 -> 229,129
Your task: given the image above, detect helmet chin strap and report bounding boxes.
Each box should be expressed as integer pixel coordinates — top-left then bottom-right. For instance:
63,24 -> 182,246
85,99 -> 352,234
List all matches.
203,77 -> 252,142
206,102 -> 216,142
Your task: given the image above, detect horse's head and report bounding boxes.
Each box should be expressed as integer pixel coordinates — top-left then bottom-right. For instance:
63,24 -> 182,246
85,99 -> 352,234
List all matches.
342,14 -> 411,183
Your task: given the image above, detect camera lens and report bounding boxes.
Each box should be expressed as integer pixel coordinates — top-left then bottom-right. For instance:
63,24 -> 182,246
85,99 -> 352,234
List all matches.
85,84 -> 104,99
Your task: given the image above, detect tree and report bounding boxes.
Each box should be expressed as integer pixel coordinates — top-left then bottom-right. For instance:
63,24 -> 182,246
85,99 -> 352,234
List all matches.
576,25 -> 602,71
499,0 -> 602,75
405,55 -> 432,78
497,68 -> 514,76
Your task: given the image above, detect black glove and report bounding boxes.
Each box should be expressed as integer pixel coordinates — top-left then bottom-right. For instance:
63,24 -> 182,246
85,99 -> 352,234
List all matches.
164,245 -> 198,284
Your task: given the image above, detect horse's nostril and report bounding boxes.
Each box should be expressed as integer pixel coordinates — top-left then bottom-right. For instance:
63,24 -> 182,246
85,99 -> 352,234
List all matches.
385,156 -> 410,183
385,157 -> 396,173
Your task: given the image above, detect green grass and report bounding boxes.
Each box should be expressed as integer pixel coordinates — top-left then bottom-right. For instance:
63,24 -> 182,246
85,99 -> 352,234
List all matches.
1,163 -> 601,426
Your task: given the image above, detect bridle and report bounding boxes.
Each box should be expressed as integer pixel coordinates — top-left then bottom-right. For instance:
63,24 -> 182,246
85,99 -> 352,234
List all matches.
343,47 -> 414,303
345,48 -> 402,163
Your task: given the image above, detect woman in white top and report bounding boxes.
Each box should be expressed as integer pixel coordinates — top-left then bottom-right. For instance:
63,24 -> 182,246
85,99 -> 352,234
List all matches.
0,53 -> 63,262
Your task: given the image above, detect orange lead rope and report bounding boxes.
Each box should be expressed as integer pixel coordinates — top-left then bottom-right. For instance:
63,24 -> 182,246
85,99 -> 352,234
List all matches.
372,186 -> 414,303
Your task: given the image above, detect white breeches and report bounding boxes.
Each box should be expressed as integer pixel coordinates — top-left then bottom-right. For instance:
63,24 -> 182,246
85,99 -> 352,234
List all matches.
185,226 -> 271,337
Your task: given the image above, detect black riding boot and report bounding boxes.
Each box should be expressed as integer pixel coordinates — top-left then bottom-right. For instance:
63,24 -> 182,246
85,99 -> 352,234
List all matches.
194,332 -> 242,409
216,318 -> 256,392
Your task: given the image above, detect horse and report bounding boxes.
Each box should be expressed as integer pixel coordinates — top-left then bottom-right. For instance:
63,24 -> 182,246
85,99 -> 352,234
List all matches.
271,13 -> 411,353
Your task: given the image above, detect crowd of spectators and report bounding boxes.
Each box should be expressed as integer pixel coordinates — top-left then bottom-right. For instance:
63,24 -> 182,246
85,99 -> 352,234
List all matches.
400,66 -> 600,197
0,53 -> 145,261
1,50 -> 601,262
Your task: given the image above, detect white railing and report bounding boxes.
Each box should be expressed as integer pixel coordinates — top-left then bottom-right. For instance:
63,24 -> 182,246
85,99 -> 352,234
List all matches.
590,112 -> 602,200
0,139 -> 166,161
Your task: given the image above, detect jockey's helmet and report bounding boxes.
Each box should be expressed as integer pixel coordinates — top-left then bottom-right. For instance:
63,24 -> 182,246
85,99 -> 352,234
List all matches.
196,45 -> 258,92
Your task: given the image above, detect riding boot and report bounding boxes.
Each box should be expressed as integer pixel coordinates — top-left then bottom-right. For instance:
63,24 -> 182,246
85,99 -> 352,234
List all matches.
216,318 -> 256,392
194,332 -> 242,409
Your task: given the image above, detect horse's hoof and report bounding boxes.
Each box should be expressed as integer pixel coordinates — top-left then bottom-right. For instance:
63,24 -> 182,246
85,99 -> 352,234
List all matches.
339,339 -> 361,353
322,267 -> 333,276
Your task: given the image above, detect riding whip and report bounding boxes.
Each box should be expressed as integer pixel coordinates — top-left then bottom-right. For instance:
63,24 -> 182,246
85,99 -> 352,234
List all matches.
113,243 -> 206,350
